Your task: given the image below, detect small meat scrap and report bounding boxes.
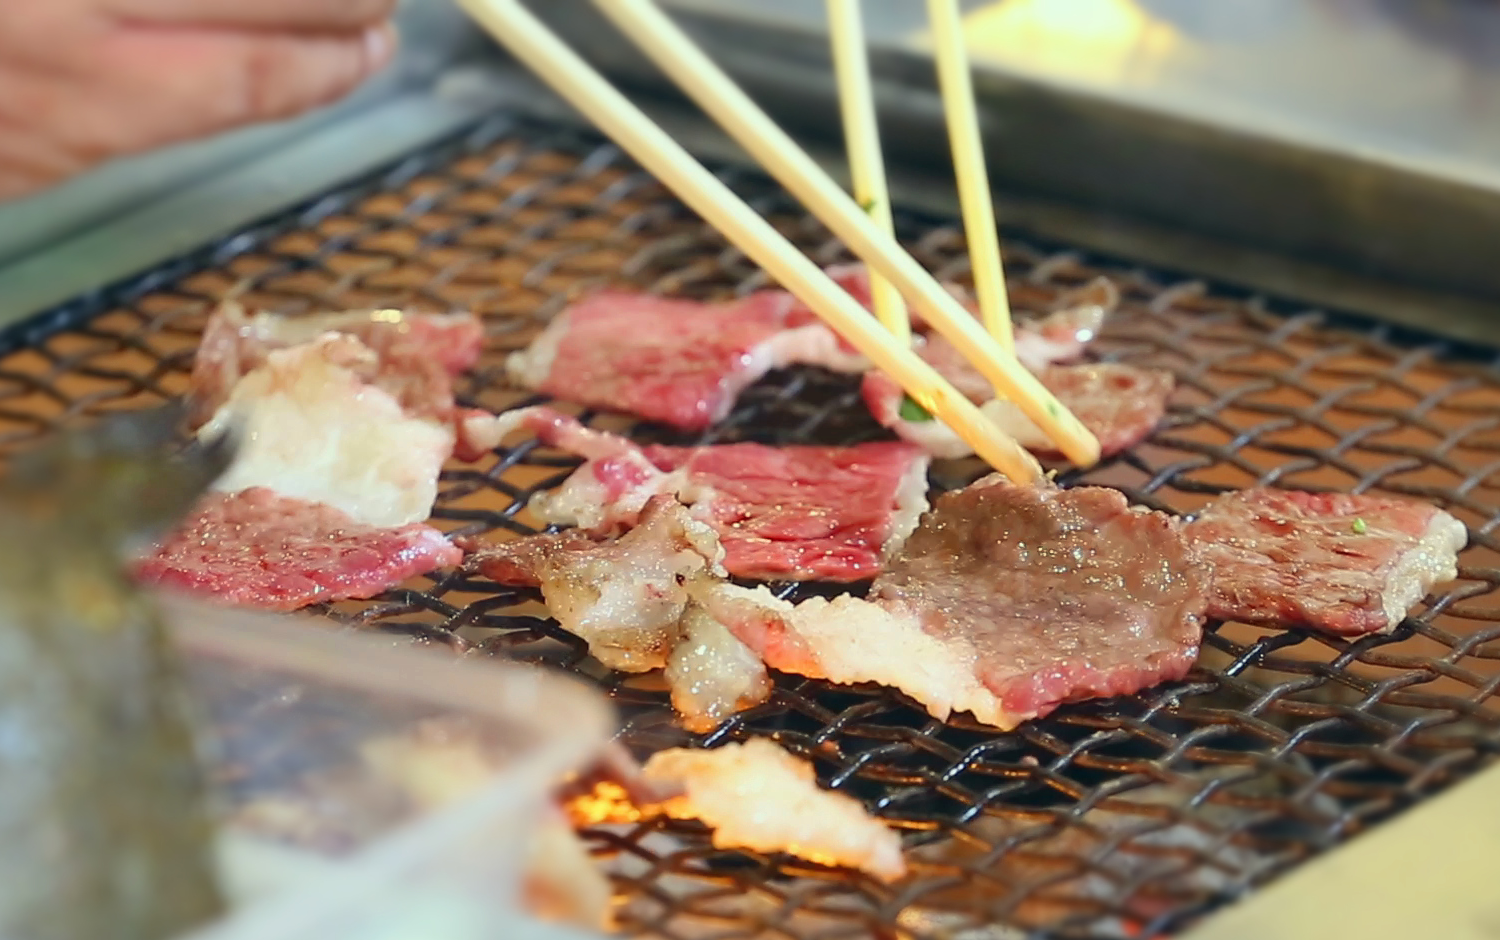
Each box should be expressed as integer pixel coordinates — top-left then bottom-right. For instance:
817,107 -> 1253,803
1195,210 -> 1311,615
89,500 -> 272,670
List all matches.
135,488 -> 461,611
982,364 -> 1175,459
464,497 -> 770,729
860,279 -> 1165,462
504,290 -> 866,430
641,738 -> 906,882
1184,488 -> 1468,636
481,406 -> 673,533
199,334 -> 455,528
722,477 -> 1208,729
865,361 -> 1172,462
190,301 -> 483,424
492,406 -> 930,582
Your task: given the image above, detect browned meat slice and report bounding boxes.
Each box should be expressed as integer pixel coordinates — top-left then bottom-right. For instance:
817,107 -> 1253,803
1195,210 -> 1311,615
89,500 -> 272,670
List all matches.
463,497 -> 770,730
134,488 -> 461,611
641,739 -> 906,882
1184,488 -> 1467,636
722,478 -> 1208,729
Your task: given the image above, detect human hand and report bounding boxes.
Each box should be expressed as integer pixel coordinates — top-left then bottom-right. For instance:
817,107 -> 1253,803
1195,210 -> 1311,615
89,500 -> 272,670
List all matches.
0,0 -> 398,200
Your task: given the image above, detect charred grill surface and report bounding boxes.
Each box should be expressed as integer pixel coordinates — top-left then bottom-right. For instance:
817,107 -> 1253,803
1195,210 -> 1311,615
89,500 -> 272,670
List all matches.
8,115 -> 1500,939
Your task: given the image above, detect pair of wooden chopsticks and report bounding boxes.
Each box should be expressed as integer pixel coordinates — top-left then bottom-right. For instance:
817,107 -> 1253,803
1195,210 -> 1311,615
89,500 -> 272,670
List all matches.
456,0 -> 1102,484
829,0 -> 1013,356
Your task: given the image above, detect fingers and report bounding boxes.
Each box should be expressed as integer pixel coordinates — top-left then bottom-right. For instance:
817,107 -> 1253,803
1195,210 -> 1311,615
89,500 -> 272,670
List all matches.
103,0 -> 397,32
48,22 -> 397,160
0,5 -> 399,201
138,22 -> 395,124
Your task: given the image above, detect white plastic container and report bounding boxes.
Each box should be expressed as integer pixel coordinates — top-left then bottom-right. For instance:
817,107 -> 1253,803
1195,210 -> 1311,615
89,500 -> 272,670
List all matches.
156,599 -> 615,940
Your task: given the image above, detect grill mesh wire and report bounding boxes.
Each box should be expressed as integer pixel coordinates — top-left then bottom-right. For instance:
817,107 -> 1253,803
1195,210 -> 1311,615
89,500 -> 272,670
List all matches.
10,114 -> 1500,939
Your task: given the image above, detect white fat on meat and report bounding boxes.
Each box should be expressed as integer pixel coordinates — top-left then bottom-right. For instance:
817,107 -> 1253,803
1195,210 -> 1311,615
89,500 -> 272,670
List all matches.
865,278 -> 1120,460
199,333 -> 453,528
641,739 -> 906,883
504,310 -> 571,390
468,405 -> 697,533
705,585 -> 1010,729
746,322 -> 870,376
529,500 -> 724,672
978,396 -> 1055,453
885,442 -> 935,557
665,599 -> 773,732
1011,280 -> 1113,371
466,498 -> 769,729
1381,512 -> 1468,629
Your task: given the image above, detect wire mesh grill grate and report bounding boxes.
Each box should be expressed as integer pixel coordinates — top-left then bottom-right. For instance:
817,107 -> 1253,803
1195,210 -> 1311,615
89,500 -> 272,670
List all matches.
9,113 -> 1500,939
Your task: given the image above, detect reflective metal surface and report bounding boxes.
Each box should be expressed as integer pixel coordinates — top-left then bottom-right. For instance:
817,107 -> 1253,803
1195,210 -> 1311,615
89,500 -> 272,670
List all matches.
546,0 -> 1500,322
956,0 -> 1500,185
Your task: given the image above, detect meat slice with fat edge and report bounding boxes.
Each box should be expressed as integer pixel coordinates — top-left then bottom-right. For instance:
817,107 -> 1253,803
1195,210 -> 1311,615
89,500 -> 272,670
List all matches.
1184,488 -> 1467,636
720,477 -> 1209,729
505,290 -> 865,431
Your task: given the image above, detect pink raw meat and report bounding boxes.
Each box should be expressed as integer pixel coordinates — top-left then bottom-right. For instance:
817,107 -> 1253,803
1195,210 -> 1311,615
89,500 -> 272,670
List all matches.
642,440 -> 929,582
135,488 -> 462,611
1184,488 -> 1467,636
485,406 -> 930,582
504,290 -> 866,431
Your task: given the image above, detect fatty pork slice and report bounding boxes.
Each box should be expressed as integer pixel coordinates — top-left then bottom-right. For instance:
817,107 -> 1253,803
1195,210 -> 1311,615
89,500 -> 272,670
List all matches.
720,477 -> 1208,730
134,488 -> 461,611
1184,488 -> 1467,636
464,496 -> 771,730
489,406 -> 931,581
504,290 -> 866,431
190,301 -> 484,424
198,334 -> 454,528
641,739 -> 906,882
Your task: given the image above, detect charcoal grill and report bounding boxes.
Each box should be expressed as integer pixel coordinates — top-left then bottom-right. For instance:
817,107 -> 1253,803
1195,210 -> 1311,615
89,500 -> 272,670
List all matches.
6,109 -> 1500,939
10,0 -> 1500,929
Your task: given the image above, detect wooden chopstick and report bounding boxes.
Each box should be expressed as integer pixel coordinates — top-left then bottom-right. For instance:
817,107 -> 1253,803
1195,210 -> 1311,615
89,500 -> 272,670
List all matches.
456,0 -> 1045,484
589,0 -> 1101,469
927,0 -> 1015,355
827,0 -> 909,346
